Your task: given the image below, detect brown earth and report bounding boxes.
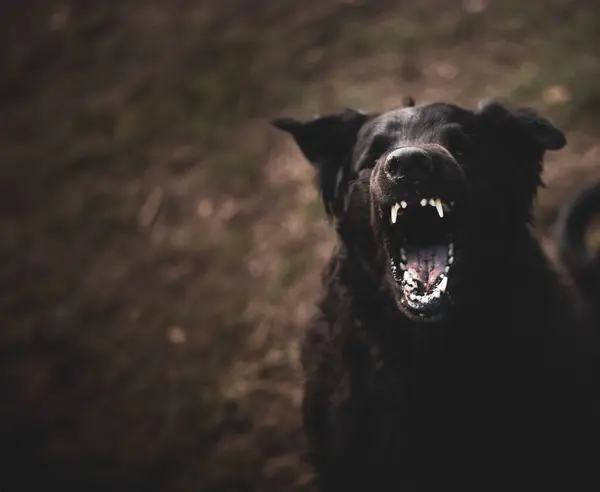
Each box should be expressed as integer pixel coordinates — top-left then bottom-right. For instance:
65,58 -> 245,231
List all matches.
1,1 -> 600,491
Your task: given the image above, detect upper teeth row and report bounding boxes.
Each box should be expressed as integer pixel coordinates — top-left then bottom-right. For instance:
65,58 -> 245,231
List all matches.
390,198 -> 450,223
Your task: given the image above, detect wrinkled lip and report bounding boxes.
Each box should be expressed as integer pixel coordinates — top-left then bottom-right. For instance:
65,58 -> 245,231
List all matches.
381,194 -> 458,319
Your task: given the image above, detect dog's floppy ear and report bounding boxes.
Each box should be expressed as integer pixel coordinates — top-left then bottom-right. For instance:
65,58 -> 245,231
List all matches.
511,106 -> 566,150
476,100 -> 566,222
272,108 -> 369,165
272,108 -> 369,216
477,100 -> 566,151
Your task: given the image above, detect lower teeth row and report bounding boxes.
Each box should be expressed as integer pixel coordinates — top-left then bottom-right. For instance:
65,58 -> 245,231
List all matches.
403,271 -> 448,294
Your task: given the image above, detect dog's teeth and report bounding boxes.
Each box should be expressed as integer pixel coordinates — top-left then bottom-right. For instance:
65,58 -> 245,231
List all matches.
434,198 -> 444,218
390,203 -> 401,224
420,199 -> 427,207
439,276 -> 448,293
400,201 -> 407,209
403,270 -> 417,286
448,256 -> 454,265
444,266 -> 450,273
448,242 -> 454,256
429,198 -> 436,207
400,248 -> 407,261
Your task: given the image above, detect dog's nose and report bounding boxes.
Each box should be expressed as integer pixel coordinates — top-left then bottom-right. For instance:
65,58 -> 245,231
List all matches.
383,147 -> 432,182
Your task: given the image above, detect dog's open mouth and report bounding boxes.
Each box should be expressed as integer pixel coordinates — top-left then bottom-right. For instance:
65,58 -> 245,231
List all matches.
383,197 -> 456,319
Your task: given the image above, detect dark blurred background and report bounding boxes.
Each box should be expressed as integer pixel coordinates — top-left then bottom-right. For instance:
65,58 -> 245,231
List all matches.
1,1 -> 599,491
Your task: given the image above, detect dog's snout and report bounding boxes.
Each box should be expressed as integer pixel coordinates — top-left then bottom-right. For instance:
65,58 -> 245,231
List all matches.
384,147 -> 432,182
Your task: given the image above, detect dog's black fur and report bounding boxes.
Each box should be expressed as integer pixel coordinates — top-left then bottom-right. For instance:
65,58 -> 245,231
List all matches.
273,99 -> 600,491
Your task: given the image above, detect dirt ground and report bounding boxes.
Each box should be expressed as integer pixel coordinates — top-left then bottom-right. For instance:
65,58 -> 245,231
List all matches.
1,1 -> 600,491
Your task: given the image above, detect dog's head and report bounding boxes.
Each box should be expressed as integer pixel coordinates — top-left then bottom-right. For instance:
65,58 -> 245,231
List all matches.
273,99 -> 566,323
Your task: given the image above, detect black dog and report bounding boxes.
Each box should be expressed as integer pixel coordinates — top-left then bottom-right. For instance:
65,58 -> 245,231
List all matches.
273,99 -> 600,491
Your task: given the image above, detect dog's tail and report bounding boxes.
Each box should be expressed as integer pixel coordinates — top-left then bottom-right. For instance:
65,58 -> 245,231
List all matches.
554,180 -> 600,325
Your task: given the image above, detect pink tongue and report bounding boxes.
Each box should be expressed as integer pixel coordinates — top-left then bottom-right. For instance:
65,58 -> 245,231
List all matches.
404,244 -> 448,289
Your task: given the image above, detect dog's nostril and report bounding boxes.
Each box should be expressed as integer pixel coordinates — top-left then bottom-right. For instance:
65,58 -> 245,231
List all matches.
386,157 -> 402,177
384,147 -> 432,180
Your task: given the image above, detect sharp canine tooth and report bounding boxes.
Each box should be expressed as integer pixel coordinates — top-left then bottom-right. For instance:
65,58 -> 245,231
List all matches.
434,198 -> 444,218
420,199 -> 427,206
391,203 -> 400,224
400,201 -> 407,208
439,276 -> 448,292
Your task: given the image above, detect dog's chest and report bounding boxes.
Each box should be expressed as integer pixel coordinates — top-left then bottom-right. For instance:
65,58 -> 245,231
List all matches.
369,343 -> 527,446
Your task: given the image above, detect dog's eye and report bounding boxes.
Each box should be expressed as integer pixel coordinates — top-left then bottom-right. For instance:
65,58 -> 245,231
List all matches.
366,134 -> 391,164
444,124 -> 472,158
